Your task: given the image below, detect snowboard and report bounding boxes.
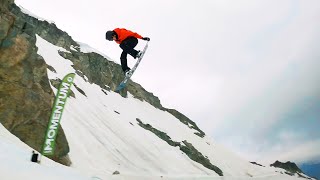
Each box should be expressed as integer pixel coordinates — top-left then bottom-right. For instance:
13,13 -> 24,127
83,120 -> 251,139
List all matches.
115,42 -> 149,92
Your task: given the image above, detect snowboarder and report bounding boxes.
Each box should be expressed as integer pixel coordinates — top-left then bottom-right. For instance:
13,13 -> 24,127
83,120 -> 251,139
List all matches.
105,28 -> 150,75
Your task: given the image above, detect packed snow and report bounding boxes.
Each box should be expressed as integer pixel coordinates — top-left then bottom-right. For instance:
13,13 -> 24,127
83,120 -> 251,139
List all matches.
17,5 -> 54,23
0,123 -> 89,180
75,41 -> 112,60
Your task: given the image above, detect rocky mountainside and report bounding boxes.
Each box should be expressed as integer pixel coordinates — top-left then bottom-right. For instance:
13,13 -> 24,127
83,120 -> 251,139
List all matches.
271,161 -> 312,179
0,2 -> 204,165
1,1 -> 70,164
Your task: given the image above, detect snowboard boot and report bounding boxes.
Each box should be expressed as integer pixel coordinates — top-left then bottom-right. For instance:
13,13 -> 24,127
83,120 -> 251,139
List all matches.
135,51 -> 142,59
124,68 -> 132,76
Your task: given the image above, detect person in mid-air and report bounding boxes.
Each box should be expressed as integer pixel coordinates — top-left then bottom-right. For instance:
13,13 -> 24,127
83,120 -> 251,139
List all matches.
106,28 -> 150,75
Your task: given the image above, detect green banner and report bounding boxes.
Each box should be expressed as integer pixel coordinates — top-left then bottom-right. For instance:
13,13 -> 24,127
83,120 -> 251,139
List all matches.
42,73 -> 75,156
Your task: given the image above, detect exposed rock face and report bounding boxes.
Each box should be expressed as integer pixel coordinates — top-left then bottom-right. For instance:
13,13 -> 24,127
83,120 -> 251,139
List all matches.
0,0 -> 13,12
1,2 -> 205,167
270,161 -> 314,179
164,108 -> 205,137
58,50 -> 123,91
0,3 -> 70,165
9,4 -> 78,51
271,160 -> 303,173
250,161 -> 265,167
136,118 -> 223,176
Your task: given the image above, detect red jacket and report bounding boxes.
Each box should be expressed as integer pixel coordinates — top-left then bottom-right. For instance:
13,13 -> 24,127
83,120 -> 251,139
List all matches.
113,28 -> 143,44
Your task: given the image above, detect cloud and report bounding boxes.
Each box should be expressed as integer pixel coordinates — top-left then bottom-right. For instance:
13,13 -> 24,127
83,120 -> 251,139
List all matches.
220,131 -> 320,165
263,139 -> 320,164
214,95 -> 320,163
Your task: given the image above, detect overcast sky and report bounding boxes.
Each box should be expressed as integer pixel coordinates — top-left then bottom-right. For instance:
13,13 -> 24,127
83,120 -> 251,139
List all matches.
15,0 -> 320,165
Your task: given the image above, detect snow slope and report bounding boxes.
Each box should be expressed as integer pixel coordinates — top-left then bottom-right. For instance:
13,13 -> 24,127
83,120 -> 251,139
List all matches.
0,123 -> 89,180
16,34 -> 307,180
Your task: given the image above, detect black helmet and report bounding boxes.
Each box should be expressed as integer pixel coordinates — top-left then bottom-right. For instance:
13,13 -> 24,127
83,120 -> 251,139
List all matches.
106,31 -> 115,41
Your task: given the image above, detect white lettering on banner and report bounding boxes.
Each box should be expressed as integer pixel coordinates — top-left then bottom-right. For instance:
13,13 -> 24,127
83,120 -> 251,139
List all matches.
54,105 -> 63,114
42,74 -> 75,155
60,82 -> 70,95
44,138 -> 54,153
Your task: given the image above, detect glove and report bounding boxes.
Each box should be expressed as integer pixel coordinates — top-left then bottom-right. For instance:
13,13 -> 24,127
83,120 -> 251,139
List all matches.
142,37 -> 150,41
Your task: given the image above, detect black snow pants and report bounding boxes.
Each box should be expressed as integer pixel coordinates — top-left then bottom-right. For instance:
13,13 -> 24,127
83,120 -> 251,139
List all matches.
119,37 -> 139,72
